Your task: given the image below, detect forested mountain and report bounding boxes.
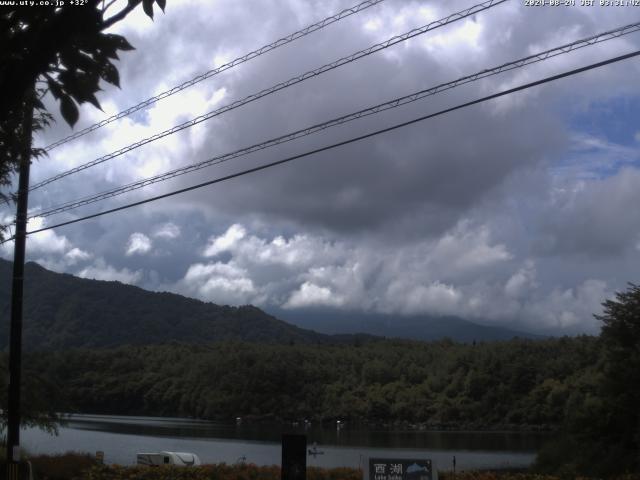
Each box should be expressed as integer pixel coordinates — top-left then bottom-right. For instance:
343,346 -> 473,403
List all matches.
0,259 -> 535,350
5,336 -> 600,430
275,309 -> 541,342
0,259 -> 337,350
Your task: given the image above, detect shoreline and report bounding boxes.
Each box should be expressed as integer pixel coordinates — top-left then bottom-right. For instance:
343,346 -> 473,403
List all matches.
59,412 -> 558,433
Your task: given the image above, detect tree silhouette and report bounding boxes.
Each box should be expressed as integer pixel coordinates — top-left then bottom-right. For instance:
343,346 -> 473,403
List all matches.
595,283 -> 640,473
536,283 -> 640,475
0,0 -> 166,204
0,0 -> 167,430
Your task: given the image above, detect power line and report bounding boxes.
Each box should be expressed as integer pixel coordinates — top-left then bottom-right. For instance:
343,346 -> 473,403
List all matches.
5,49 -> 637,243
29,21 -> 640,220
29,0 -> 508,192
42,0 -> 390,152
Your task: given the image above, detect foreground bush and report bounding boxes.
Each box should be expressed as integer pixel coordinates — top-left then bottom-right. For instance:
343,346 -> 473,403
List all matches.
438,473 -> 640,480
80,464 -> 362,480
0,452 -> 98,480
439,473 -> 559,480
30,452 -> 98,480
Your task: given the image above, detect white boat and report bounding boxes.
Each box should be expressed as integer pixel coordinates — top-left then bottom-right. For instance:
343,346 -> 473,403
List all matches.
136,451 -> 201,467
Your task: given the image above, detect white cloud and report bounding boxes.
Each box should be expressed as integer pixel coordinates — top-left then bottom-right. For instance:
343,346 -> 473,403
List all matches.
126,232 -> 152,256
25,217 -> 70,254
78,258 -> 142,284
203,228 -> 339,272
429,222 -> 512,275
1,217 -> 72,263
169,221 -> 613,332
64,247 -> 92,265
504,260 -> 537,298
386,281 -> 462,316
540,168 -> 640,256
153,222 -> 181,240
363,18 -> 382,32
171,221 -> 582,328
422,18 -> 483,53
284,282 -> 345,309
521,279 -> 609,331
553,133 -> 640,181
178,262 -> 258,305
0,216 -> 95,273
204,224 -> 246,257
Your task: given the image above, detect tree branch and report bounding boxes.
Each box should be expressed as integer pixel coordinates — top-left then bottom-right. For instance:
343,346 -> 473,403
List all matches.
102,1 -> 139,29
101,0 -> 119,14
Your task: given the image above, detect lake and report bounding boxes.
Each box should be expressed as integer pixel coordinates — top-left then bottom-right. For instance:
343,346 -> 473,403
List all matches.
21,414 -> 549,471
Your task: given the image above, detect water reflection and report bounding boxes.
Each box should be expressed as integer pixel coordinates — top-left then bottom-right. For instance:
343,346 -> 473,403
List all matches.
21,414 -> 549,469
61,414 -> 550,452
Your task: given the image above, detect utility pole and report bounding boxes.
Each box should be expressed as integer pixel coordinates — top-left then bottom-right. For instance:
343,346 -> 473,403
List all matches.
6,90 -> 34,478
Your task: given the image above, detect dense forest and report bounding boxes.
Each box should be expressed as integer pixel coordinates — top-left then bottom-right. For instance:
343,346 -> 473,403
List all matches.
2,336 -> 600,429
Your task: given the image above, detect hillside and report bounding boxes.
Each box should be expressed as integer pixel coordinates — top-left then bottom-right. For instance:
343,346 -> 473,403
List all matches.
0,259 -> 335,350
274,309 -> 541,342
1,259 -> 537,350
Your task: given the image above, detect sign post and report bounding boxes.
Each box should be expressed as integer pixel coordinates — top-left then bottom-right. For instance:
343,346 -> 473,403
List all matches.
367,458 -> 434,480
282,434 -> 306,480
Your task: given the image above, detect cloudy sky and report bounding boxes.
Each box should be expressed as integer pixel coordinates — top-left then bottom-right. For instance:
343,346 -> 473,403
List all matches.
3,0 -> 640,335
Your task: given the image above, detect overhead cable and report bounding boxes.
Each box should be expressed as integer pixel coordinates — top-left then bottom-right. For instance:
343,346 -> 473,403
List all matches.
29,0 -> 508,192
29,20 -> 640,220
4,49 -> 636,243
42,0 -> 390,152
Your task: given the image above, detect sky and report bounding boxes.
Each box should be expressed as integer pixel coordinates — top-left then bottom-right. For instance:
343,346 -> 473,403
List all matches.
2,0 -> 640,335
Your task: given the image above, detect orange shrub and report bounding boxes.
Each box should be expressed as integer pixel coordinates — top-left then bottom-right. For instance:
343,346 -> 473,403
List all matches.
29,452 -> 98,480
79,463 -> 361,480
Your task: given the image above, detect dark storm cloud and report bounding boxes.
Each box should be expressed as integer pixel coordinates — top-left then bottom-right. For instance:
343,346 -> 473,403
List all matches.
3,0 -> 638,334
121,0 -> 575,238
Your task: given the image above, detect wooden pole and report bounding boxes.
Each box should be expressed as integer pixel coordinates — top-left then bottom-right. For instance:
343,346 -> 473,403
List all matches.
6,90 -> 33,476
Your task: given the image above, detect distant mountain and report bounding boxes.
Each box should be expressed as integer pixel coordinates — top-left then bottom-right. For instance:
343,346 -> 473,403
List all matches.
0,259 -> 353,351
272,308 -> 542,342
0,258 -> 538,351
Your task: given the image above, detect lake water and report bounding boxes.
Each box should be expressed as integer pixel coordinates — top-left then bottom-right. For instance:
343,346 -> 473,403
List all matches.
21,414 -> 549,471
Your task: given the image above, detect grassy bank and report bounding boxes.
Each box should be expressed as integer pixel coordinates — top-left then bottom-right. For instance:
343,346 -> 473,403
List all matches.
81,464 -> 361,480
1,452 -> 97,480
438,473 -> 640,480
3,453 -> 639,480
1,455 -> 361,480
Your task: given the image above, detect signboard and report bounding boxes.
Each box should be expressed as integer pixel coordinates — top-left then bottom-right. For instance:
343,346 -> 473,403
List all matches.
367,458 -> 433,480
282,434 -> 307,480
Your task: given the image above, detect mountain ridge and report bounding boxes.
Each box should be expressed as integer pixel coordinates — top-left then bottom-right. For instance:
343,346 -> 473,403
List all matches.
1,258 -> 538,350
272,308 -> 543,342
0,259 -> 338,350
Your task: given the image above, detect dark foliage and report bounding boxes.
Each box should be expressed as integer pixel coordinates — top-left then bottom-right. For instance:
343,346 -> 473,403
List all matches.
590,283 -> 640,473
29,452 -> 98,480
0,0 -> 166,211
1,336 -> 601,429
535,283 -> 640,476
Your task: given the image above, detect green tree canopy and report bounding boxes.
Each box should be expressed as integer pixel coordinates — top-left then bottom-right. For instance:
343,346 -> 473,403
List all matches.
595,283 -> 640,473
536,283 -> 640,476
